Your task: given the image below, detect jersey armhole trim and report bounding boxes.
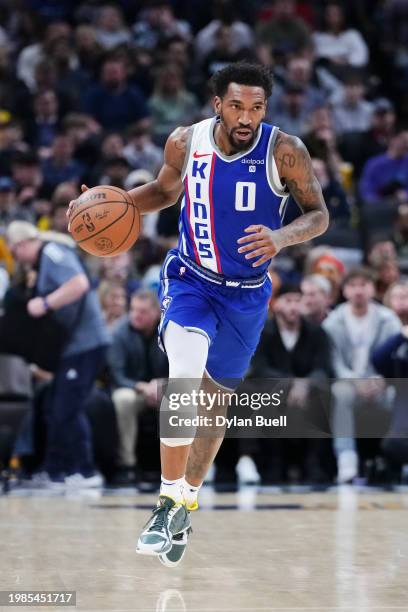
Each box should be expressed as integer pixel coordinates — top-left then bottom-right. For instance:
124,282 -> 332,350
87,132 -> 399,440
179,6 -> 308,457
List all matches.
266,127 -> 288,196
180,126 -> 194,181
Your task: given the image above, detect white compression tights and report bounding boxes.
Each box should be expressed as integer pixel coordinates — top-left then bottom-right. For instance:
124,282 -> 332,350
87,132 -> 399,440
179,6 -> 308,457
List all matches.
160,320 -> 209,447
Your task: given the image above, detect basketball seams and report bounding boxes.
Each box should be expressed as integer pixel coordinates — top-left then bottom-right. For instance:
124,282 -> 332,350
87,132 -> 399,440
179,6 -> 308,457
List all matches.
98,184 -> 134,205
70,199 -> 128,225
100,200 -> 137,256
76,202 -> 129,244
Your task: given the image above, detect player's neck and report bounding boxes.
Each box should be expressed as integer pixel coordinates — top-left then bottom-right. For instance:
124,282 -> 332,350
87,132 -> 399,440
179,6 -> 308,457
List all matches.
213,123 -> 252,157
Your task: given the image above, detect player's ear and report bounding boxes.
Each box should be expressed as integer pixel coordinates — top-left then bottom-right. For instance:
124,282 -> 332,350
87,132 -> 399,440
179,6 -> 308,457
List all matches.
214,96 -> 222,115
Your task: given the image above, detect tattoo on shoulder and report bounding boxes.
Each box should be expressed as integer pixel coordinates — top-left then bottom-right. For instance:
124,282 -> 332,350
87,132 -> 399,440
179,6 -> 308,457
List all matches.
172,126 -> 192,152
275,131 -> 326,212
275,132 -> 309,179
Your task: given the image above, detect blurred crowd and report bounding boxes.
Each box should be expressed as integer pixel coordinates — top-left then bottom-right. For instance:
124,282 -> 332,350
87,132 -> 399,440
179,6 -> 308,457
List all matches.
1,0 -> 408,490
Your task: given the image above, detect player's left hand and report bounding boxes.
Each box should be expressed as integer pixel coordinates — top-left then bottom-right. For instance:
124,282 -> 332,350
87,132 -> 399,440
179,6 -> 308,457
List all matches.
27,297 -> 47,317
237,225 -> 285,267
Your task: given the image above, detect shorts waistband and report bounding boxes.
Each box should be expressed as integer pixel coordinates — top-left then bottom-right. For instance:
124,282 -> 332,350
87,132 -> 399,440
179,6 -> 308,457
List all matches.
178,252 -> 267,289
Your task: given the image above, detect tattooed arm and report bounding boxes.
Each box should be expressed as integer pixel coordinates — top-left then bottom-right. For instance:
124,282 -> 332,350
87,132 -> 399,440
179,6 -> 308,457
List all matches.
67,126 -> 190,223
237,131 -> 329,267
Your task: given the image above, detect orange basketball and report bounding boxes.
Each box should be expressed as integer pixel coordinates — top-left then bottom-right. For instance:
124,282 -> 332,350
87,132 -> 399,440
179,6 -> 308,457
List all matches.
69,185 -> 140,257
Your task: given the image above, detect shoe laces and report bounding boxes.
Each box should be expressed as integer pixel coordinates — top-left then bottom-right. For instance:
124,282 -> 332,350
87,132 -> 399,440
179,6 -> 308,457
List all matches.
148,504 -> 169,532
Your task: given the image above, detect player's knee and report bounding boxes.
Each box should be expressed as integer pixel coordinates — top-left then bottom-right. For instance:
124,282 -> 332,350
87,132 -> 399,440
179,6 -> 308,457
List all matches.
112,388 -> 138,411
160,437 -> 195,447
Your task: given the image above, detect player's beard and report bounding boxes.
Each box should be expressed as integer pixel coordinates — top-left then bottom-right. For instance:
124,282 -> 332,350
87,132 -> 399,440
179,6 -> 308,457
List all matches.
219,112 -> 257,152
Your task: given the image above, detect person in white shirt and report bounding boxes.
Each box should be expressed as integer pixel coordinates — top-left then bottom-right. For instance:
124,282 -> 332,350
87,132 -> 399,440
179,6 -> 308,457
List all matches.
323,268 -> 401,483
313,2 -> 369,74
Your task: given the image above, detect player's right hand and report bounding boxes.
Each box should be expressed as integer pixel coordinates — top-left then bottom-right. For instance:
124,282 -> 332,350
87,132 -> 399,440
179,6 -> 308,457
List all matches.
67,184 -> 89,232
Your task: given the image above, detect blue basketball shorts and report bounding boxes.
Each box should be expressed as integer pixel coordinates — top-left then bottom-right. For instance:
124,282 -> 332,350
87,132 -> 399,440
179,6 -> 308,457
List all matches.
158,249 -> 272,385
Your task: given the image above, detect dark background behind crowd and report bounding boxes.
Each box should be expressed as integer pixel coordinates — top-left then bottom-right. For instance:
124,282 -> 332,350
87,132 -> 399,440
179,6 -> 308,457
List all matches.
1,0 -> 408,491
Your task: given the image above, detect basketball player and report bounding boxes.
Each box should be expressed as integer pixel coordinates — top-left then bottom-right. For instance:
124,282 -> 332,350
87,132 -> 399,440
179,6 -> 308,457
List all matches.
67,63 -> 329,566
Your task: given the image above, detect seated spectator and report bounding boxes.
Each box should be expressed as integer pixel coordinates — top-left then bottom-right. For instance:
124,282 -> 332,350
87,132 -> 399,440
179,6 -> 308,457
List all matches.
82,56 -> 150,132
323,267 -> 401,483
301,274 -> 332,325
11,150 -> 45,207
332,72 -> 373,135
124,169 -> 158,240
108,289 -> 168,485
359,129 -> 408,205
313,2 -> 369,74
339,98 -> 397,180
41,134 -> 84,197
94,4 -> 131,50
97,251 -> 140,298
148,63 -> 199,146
17,22 -> 75,91
384,279 -> 408,325
271,82 -> 309,137
202,24 -> 256,81
48,182 -> 79,234
26,90 -> 60,152
303,105 -> 343,179
98,280 -> 127,330
256,0 -> 311,59
393,204 -> 408,258
368,241 -> 401,302
123,124 -> 162,176
267,56 -> 327,119
74,25 -> 104,80
62,113 -> 102,169
0,46 -> 31,120
0,177 -> 34,225
306,247 -> 346,305
99,156 -> 131,189
250,282 -> 333,483
133,0 -> 191,51
0,120 -> 28,176
195,0 -> 253,64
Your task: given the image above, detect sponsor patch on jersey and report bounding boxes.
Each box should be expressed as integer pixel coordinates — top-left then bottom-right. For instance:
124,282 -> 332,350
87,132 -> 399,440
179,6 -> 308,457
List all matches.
249,166 -> 256,173
161,295 -> 173,312
241,158 -> 265,165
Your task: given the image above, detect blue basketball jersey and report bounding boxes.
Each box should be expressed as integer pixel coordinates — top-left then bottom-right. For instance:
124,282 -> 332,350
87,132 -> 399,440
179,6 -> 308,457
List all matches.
177,117 -> 289,278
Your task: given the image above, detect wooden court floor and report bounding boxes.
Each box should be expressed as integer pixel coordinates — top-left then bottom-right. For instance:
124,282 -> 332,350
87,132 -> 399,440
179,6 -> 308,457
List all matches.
1,487 -> 408,611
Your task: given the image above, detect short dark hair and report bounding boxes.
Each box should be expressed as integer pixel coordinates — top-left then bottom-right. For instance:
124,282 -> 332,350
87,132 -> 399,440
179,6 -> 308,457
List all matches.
211,62 -> 273,99
343,267 -> 375,287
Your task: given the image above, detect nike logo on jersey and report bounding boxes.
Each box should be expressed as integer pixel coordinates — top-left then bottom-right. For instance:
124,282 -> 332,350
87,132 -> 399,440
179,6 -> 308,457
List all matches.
193,151 -> 212,158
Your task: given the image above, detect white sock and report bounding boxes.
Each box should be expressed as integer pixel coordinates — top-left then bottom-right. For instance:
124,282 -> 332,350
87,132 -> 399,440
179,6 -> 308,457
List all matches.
160,476 -> 184,503
183,478 -> 201,507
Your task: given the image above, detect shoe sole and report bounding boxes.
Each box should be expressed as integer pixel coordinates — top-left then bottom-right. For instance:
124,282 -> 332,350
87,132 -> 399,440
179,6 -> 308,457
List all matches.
158,529 -> 191,568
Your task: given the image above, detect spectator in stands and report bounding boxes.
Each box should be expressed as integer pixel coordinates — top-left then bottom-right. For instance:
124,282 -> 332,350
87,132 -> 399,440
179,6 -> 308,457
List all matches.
313,2 -> 369,73
11,150 -> 44,206
393,204 -> 408,258
202,24 -> 256,81
108,289 -> 168,485
94,4 -> 131,50
82,56 -> 150,132
332,72 -> 373,134
256,0 -> 311,59
49,182 -> 79,234
26,90 -> 60,152
99,156 -> 131,189
271,82 -> 308,137
312,158 -> 350,223
372,324 -> 408,471
6,220 -> 110,487
123,124 -> 162,176
359,129 -> 408,205
17,22 -> 75,92
303,105 -> 343,179
301,274 -> 332,325
250,282 -> 333,483
339,98 -> 397,179
98,280 -> 127,330
0,46 -> 31,120
41,134 -> 84,197
195,0 -> 253,64
148,63 -> 199,146
323,268 -> 401,483
74,25 -> 104,81
0,177 -> 34,225
133,0 -> 191,51
384,280 -> 408,325
368,241 -> 401,302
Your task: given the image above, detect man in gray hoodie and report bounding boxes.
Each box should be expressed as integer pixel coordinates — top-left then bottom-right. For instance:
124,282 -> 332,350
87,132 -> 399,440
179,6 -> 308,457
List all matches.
323,267 -> 401,483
